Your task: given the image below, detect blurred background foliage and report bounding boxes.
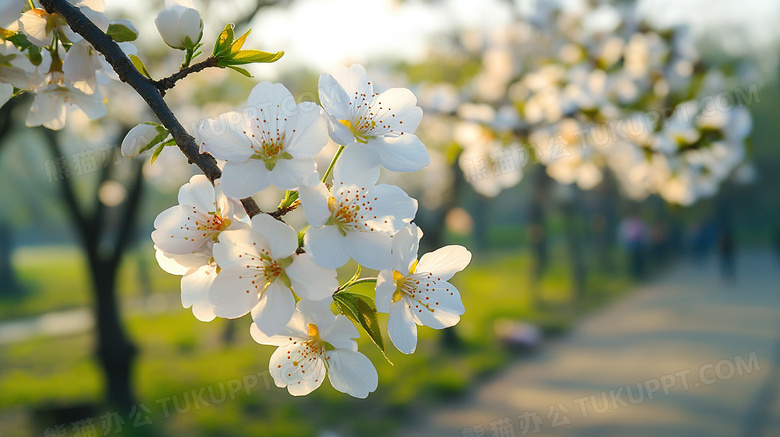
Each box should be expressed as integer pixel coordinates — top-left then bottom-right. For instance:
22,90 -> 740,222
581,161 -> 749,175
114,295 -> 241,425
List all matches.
1,0 -> 780,436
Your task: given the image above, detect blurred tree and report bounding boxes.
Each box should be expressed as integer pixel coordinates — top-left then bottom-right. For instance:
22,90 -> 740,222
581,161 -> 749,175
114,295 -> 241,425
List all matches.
40,126 -> 144,411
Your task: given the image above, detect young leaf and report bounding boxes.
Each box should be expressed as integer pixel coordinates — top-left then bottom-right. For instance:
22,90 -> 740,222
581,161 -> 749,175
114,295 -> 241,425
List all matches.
225,65 -> 252,77
334,292 -> 393,365
212,23 -> 235,57
230,29 -> 252,55
129,55 -> 152,79
150,143 -> 166,165
107,21 -> 138,42
347,265 -> 362,287
228,49 -> 284,65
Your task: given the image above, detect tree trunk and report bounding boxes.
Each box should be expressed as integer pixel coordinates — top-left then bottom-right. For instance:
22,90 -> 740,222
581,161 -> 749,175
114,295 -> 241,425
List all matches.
528,167 -> 551,295
91,258 -> 137,412
562,189 -> 587,303
41,127 -> 143,412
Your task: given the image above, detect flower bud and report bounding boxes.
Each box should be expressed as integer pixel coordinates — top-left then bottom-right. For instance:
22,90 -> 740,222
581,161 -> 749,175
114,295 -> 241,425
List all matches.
122,123 -> 163,158
154,1 -> 203,50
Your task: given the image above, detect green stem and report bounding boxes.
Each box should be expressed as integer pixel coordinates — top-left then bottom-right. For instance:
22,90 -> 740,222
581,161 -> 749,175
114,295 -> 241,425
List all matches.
180,46 -> 194,70
336,277 -> 378,293
321,145 -> 345,183
277,189 -> 299,212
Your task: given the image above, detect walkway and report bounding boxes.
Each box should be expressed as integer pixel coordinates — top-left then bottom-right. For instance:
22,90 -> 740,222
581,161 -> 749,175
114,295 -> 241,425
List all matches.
401,249 -> 780,437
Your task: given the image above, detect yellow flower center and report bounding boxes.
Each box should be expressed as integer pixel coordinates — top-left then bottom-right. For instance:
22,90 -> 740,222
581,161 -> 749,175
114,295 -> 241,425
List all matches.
339,118 -> 375,143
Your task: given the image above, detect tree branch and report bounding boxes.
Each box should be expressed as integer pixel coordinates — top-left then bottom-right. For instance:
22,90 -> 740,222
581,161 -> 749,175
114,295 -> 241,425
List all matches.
154,56 -> 218,96
269,199 -> 300,219
39,0 -> 263,218
110,160 -> 145,269
40,128 -> 93,250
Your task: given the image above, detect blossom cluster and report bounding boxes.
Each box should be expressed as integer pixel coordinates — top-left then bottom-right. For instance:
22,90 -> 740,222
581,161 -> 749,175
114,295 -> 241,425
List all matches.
1,0 -> 472,399
0,0 -> 208,130
414,0 -> 755,205
0,0 -> 128,129
152,64 -> 471,398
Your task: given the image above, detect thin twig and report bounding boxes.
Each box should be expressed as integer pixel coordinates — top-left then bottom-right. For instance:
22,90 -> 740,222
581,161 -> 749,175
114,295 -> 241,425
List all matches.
39,0 -> 263,218
154,56 -> 219,96
269,199 -> 300,220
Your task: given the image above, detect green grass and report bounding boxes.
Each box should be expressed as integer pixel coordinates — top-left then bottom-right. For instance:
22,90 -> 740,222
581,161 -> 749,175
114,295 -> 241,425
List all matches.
0,246 -> 180,320
0,245 -> 631,437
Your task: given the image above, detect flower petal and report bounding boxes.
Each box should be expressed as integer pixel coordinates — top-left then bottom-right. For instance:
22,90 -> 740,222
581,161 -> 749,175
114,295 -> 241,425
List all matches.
321,315 -> 359,351
212,227 -> 267,269
366,184 -> 418,231
209,266 -> 261,319
181,264 -> 217,322
392,224 -> 422,273
318,72 -> 352,121
250,214 -> 298,259
326,349 -> 378,399
325,113 -> 356,146
251,280 -> 295,336
247,81 -> 296,124
250,310 -> 308,346
268,340 -> 326,396
0,84 -> 12,109
387,301 -> 418,354
19,9 -> 50,46
67,87 -> 108,120
151,205 -> 209,255
370,87 -> 423,133
198,111 -> 254,161
177,174 -> 216,212
344,231 -> 394,270
286,253 -> 338,301
155,247 -> 208,275
371,133 -> 430,172
268,158 -> 316,190
374,269 -> 395,314
25,89 -> 66,130
295,298 -> 336,332
219,160 -> 271,199
332,64 -> 373,101
285,102 -> 329,158
414,280 -> 464,329
333,144 -> 380,187
416,245 -> 472,281
304,225 -> 350,269
299,182 -> 331,227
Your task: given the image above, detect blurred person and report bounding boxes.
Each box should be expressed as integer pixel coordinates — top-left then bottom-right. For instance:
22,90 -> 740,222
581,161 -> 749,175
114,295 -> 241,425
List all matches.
718,221 -> 736,283
619,215 -> 648,279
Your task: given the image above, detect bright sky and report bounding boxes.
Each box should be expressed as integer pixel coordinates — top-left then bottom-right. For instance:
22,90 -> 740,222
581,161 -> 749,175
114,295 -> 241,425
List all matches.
245,0 -> 514,76
106,0 -> 780,77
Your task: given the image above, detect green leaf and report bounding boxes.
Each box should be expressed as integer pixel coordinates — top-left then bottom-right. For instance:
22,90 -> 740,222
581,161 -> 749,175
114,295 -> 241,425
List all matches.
107,22 -> 138,42
4,32 -> 42,65
347,265 -> 362,287
296,224 -> 308,248
131,123 -> 169,155
27,44 -> 42,66
150,144 -> 166,165
225,64 -> 252,77
212,23 -> 235,57
333,292 -> 392,365
230,29 -> 251,54
225,49 -> 284,65
129,55 -> 152,79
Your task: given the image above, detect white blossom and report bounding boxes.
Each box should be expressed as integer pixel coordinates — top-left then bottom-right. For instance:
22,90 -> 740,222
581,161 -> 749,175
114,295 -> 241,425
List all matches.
251,299 -> 378,398
375,224 -> 471,354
